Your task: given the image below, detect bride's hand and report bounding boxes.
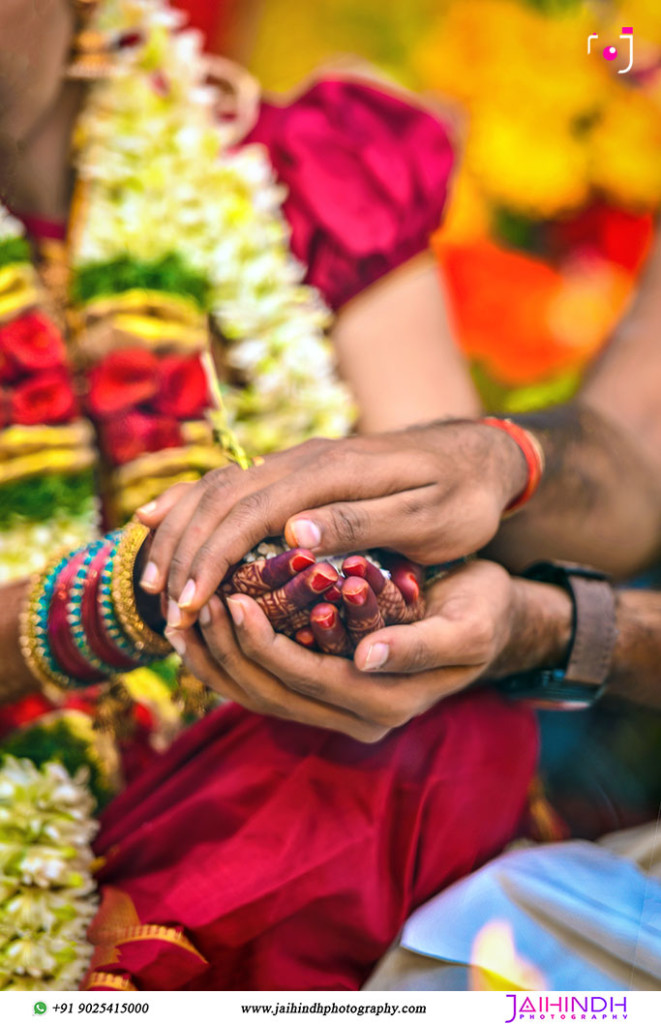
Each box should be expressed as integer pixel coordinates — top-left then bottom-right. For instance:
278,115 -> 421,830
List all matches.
218,551 -> 425,650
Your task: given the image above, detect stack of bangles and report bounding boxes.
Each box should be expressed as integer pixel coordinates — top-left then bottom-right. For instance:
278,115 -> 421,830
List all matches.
20,520 -> 170,699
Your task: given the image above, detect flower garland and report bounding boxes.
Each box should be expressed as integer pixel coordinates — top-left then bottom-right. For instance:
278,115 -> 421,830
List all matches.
0,210 -> 99,584
0,0 -> 356,987
0,756 -> 98,990
70,0 -> 354,457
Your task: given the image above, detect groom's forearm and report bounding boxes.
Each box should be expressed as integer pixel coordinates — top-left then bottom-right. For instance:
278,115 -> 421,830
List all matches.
490,233 -> 661,578
491,581 -> 661,711
607,589 -> 661,709
487,404 -> 661,578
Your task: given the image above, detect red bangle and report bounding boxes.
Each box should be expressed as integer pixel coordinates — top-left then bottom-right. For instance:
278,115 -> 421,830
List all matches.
48,552 -> 105,685
81,541 -> 137,671
480,417 -> 545,514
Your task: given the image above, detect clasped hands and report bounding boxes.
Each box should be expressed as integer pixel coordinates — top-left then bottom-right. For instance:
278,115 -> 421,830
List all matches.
137,424 -> 569,741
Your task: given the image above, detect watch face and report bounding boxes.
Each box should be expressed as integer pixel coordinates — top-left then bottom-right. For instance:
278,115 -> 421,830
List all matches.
514,697 -> 593,711
498,669 -> 604,708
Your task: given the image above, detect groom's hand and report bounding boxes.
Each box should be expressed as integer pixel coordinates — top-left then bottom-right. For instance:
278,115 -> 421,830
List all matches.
164,560 -> 570,739
138,421 -> 528,628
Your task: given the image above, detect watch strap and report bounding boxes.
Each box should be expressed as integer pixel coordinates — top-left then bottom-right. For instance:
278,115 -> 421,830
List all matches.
564,573 -> 617,687
498,561 -> 618,707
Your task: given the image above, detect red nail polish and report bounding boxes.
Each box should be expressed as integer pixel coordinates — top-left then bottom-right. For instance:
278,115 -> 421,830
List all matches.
325,585 -> 341,604
311,603 -> 337,629
342,578 -> 368,605
406,573 -> 420,603
310,565 -> 338,592
295,627 -> 316,648
342,555 -> 367,577
290,550 -> 316,573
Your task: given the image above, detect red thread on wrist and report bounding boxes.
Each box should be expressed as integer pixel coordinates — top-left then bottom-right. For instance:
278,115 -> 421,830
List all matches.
480,417 -> 545,514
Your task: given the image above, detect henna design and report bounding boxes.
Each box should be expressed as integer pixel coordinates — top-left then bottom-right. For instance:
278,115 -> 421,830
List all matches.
342,555 -> 409,624
229,549 -> 315,596
341,577 -> 385,645
256,563 -> 338,631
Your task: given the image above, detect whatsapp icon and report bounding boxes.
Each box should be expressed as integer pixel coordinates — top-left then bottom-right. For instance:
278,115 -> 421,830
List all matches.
33,1003 -> 47,1015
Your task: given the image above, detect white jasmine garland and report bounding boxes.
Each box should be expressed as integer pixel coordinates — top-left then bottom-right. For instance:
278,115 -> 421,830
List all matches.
0,208 -> 26,245
73,0 -> 355,456
0,757 -> 98,991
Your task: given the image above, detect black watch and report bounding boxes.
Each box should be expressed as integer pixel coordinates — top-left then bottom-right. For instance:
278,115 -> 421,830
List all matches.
497,561 -> 617,708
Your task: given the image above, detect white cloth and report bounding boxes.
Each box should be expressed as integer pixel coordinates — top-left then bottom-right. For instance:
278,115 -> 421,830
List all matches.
366,824 -> 661,991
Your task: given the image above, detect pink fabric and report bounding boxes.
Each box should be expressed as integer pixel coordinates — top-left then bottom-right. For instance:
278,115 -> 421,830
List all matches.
17,213 -> 66,241
248,79 -> 455,308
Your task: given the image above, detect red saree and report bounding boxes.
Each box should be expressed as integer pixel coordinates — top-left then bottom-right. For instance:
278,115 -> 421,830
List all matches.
85,692 -> 537,990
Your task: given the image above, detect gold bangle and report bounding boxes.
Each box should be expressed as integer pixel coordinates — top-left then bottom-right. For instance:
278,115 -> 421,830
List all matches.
110,520 -> 171,658
19,552 -> 76,702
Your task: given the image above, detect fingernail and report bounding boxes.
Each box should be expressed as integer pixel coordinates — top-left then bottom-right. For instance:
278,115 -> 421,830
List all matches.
295,627 -> 316,648
140,561 -> 159,591
227,595 -> 245,627
137,501 -> 158,517
343,579 -> 367,605
310,565 -> 338,593
363,642 -> 389,671
167,599 -> 182,628
165,629 -> 186,657
342,555 -> 366,577
290,519 -> 322,549
199,603 -> 211,627
406,573 -> 421,603
290,550 -> 316,573
179,579 -> 196,608
311,603 -> 336,629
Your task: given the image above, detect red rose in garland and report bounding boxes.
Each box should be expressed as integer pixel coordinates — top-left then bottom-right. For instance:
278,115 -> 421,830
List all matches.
0,311 -> 68,376
11,368 -> 79,425
0,346 -> 17,384
101,409 -> 182,465
86,348 -> 160,418
0,387 -> 9,429
152,353 -> 208,419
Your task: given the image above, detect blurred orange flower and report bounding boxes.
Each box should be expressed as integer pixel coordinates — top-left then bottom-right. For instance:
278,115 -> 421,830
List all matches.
435,234 -> 635,387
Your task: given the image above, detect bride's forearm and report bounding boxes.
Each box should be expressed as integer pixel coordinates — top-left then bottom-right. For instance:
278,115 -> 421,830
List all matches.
332,257 -> 481,433
0,579 -> 41,703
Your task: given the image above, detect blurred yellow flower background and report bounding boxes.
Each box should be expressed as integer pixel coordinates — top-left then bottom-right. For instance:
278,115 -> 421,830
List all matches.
249,0 -> 660,409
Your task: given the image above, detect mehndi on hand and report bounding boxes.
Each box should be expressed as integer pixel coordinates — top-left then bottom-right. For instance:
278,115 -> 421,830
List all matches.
220,547 -> 426,655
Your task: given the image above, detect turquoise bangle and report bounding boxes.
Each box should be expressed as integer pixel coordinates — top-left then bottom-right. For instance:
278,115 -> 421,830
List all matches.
67,538 -> 121,677
98,532 -> 152,666
29,550 -> 85,691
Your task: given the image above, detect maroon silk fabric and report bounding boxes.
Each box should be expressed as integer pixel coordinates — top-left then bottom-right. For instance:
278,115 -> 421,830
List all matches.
87,692 -> 537,991
247,79 -> 455,309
